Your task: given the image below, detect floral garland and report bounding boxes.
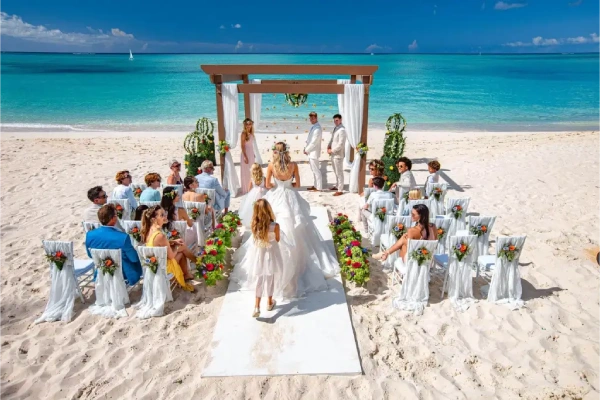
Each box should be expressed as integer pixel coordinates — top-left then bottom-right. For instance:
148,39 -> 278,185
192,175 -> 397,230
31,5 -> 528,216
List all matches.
285,93 -> 308,108
195,211 -> 241,286
45,251 -> 67,271
356,142 -> 369,157
409,246 -> 432,266
329,213 -> 370,286
217,140 -> 230,155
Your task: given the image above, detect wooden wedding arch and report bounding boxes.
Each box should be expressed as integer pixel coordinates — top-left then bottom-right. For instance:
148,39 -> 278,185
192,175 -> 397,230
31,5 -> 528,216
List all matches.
200,64 -> 378,191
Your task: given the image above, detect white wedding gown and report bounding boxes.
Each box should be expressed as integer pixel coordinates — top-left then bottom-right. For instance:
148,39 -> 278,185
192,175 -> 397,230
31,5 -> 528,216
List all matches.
231,177 -> 340,299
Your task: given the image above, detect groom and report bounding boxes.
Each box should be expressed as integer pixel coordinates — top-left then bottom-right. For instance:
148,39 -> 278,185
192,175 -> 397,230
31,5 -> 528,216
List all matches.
327,113 -> 347,196
304,111 -> 323,192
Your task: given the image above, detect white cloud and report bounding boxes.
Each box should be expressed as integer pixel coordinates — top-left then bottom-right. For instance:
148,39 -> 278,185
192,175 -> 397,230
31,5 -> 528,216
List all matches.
365,44 -> 381,52
504,33 -> 600,47
235,40 -> 244,50
219,25 -> 225,29
567,36 -> 587,44
591,33 -> 599,43
494,1 -> 527,10
408,40 -> 418,50
0,12 -> 134,46
232,23 -> 241,29
569,0 -> 583,6
141,42 -> 148,51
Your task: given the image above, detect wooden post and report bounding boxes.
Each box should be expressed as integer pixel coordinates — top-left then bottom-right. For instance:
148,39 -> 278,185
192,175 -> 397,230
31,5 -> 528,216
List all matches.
242,74 -> 251,118
358,80 -> 370,192
215,82 -> 226,182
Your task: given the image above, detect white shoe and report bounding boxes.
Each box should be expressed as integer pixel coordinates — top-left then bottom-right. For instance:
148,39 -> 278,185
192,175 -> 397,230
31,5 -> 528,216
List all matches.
252,308 -> 260,318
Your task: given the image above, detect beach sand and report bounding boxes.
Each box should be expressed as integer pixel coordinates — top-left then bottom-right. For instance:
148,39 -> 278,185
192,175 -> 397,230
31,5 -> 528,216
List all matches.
1,128 -> 598,399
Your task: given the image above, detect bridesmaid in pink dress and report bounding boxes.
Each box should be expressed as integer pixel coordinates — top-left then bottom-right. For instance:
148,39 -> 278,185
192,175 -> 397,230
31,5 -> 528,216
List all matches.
240,118 -> 256,195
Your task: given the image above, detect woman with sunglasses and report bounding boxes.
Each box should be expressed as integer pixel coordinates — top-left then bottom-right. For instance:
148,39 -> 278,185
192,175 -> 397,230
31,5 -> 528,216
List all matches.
240,118 -> 256,195
167,159 -> 183,185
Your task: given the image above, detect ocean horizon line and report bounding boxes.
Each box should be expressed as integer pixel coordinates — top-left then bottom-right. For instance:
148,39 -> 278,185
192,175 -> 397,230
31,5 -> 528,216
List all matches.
2,51 -> 599,56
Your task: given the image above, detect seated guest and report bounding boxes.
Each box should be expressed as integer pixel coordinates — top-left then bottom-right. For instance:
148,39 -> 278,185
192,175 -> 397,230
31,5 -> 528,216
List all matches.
83,186 -> 123,232
134,205 -> 149,221
167,159 -> 183,185
182,176 -> 215,228
367,160 -> 385,188
360,177 -> 395,232
425,160 -> 441,187
140,173 -> 162,202
401,189 -> 423,215
85,204 -> 143,286
162,187 -> 198,280
389,157 -> 417,192
195,160 -> 230,213
111,170 -> 138,210
375,204 -> 437,264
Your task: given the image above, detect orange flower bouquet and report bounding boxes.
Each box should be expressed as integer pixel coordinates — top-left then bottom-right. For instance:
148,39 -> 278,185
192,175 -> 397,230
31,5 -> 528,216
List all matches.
453,241 -> 471,262
99,256 -> 118,276
133,187 -> 143,199
451,204 -> 463,219
410,246 -> 432,266
469,224 -> 488,237
188,207 -> 201,220
144,255 -> 159,274
392,223 -> 407,239
115,204 -> 124,219
166,228 -> 181,241
45,250 -> 67,271
499,243 -> 519,262
375,206 -> 387,222
128,226 -> 142,243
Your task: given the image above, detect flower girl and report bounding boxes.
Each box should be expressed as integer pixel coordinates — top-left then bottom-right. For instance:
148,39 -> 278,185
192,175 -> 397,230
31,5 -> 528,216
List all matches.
249,199 -> 282,318
238,163 -> 268,228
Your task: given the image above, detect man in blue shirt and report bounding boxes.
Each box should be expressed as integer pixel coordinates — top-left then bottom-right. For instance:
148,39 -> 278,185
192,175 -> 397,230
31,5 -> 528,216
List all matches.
85,204 -> 143,285
195,160 -> 230,213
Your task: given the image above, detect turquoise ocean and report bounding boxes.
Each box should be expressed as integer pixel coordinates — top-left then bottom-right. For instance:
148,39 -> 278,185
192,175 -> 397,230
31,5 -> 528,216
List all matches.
1,53 -> 598,132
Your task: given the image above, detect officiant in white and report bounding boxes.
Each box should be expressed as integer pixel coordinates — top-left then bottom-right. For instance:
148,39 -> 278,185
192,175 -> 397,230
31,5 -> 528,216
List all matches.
327,113 -> 347,196
304,112 -> 323,192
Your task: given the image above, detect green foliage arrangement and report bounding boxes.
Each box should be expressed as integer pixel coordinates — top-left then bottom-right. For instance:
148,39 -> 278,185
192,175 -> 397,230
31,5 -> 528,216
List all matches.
329,213 -> 370,286
184,118 -> 216,176
285,93 -> 308,107
381,113 -> 407,188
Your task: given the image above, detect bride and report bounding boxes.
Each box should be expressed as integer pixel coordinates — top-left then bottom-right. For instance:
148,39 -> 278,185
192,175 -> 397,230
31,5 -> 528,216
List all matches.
231,142 -> 340,299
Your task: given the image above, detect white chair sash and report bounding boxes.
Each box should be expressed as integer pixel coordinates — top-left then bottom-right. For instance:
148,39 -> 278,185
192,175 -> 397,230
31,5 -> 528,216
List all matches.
195,188 -> 216,208
392,239 -> 438,315
89,249 -> 129,319
446,198 -> 470,238
35,241 -> 78,323
169,221 -> 188,247
369,198 -> 395,247
488,236 -> 527,310
406,199 -> 435,219
134,246 -> 172,318
122,220 -> 143,248
446,235 -> 477,312
183,201 -> 207,245
427,182 -> 448,216
467,216 -> 496,257
381,215 -> 413,269
82,221 -> 100,233
140,200 -> 161,208
109,198 -> 132,221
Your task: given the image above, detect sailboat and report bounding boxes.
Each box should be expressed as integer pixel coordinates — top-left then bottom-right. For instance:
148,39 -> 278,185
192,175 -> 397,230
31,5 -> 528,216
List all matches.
129,50 -> 134,61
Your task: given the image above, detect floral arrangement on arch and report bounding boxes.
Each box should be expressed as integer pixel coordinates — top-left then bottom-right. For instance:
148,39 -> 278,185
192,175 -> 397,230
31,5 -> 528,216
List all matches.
45,250 -> 67,271
356,142 -> 369,157
329,213 -> 370,286
217,140 -> 230,155
410,246 -> 432,266
285,93 -> 308,108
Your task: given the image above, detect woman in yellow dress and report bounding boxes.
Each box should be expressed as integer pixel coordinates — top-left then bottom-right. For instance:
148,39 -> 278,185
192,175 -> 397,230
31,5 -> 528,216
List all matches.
141,205 -> 194,292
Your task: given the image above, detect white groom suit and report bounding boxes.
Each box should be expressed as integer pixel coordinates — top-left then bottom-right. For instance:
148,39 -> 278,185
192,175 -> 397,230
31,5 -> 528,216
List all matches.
304,122 -> 323,190
328,124 -> 347,192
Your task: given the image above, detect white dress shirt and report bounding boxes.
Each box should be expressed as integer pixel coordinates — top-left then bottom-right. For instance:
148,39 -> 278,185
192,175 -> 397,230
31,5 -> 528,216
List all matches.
111,184 -> 138,209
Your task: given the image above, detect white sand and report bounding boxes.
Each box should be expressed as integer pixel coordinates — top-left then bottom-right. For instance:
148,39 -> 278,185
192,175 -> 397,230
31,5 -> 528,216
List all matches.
1,128 -> 598,399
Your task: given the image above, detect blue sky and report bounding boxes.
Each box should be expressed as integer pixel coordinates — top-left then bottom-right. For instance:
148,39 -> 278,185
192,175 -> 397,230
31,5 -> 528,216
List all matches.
1,0 -> 598,53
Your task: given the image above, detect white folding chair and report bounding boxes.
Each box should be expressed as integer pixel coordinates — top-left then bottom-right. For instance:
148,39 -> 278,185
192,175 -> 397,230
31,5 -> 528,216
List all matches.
82,221 -> 100,234
367,198 -> 395,247
135,246 -> 173,318
195,188 -> 220,219
467,216 -> 496,257
426,182 -> 448,216
484,236 -> 527,310
131,183 -> 148,201
391,239 -> 438,316
122,220 -> 143,248
183,201 -> 208,245
445,198 -> 470,239
162,184 -> 184,208
358,187 -> 376,219
440,235 -> 477,312
89,248 -> 130,318
380,216 -> 412,270
405,199 -> 435,219
109,198 -> 132,221
35,241 -> 95,323
433,217 -> 452,255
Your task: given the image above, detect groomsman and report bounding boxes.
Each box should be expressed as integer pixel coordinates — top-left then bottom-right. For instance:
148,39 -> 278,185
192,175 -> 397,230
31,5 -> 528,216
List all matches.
327,114 -> 347,196
304,111 -> 323,191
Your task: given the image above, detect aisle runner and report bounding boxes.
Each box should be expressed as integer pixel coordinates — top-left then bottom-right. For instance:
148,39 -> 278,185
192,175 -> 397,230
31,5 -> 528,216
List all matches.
202,207 -> 362,377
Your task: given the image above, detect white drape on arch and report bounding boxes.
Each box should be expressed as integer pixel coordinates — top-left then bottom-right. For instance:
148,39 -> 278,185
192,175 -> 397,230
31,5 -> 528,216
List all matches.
222,83 -> 241,196
343,84 -> 364,193
250,79 -> 263,165
337,79 -> 352,170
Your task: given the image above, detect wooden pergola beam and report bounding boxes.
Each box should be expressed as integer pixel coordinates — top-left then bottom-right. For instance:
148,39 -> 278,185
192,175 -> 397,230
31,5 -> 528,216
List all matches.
237,83 -> 368,94
201,64 -> 378,75
259,79 -> 340,85
211,74 -> 244,84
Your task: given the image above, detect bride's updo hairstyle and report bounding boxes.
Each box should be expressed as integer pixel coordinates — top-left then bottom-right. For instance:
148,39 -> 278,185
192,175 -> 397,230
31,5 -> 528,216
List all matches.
251,199 -> 276,247
141,205 -> 163,242
272,142 -> 291,175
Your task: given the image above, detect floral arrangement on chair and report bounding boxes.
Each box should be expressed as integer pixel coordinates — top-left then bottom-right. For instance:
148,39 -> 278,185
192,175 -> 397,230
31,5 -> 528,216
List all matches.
453,241 -> 471,262
45,251 -> 67,271
329,213 -> 370,285
115,204 -> 124,219
99,256 -> 118,276
392,222 -> 407,239
133,187 -> 143,199
144,255 -> 159,274
356,142 -> 369,157
217,140 -> 230,155
188,207 -> 201,220
128,226 -> 142,243
204,194 -> 211,204
451,204 -> 463,219
431,187 -> 445,201
470,224 -> 488,237
410,246 -> 432,266
375,206 -> 387,222
437,226 -> 447,241
166,228 -> 181,241
499,243 -> 519,262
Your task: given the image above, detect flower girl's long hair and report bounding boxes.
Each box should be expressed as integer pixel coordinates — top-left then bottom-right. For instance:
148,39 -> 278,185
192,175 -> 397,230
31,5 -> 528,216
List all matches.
251,199 -> 276,245
250,163 -> 263,186
272,142 -> 291,175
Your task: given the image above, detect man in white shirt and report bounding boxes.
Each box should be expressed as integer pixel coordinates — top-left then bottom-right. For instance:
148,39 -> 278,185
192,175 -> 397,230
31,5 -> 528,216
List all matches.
304,111 -> 323,191
327,113 -> 347,196
83,186 -> 124,232
111,170 -> 138,210
389,157 -> 418,201
360,177 -> 395,231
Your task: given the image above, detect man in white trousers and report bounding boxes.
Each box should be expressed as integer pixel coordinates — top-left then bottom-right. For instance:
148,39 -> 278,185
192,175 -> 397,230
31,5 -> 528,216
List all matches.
304,111 -> 323,191
327,113 -> 347,196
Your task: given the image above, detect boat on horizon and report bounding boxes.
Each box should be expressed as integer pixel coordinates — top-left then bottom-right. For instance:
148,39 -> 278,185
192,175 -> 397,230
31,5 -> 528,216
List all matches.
129,50 -> 134,60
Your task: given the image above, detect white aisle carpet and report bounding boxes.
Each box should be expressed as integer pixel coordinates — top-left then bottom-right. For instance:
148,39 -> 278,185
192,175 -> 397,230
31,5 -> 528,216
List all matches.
202,206 -> 362,377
